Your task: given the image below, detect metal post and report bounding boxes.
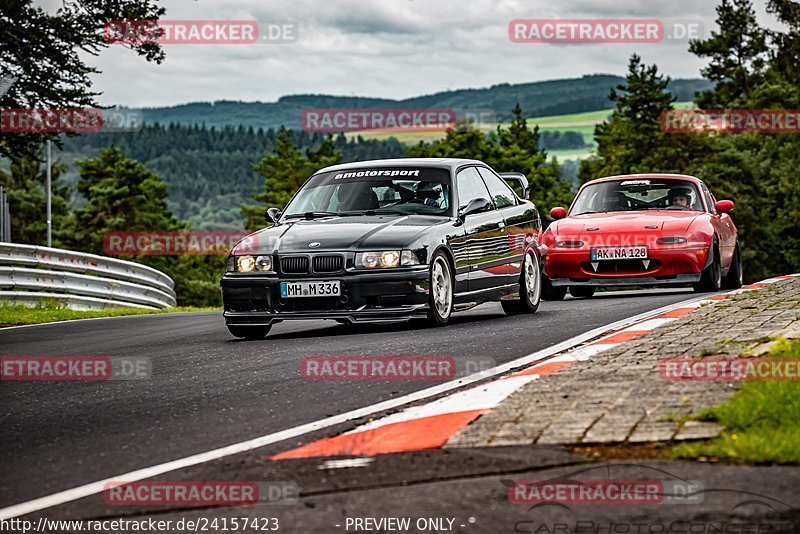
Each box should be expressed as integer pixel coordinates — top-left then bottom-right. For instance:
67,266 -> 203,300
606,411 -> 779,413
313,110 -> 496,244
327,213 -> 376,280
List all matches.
0,185 -> 7,241
4,188 -> 8,242
46,139 -> 52,247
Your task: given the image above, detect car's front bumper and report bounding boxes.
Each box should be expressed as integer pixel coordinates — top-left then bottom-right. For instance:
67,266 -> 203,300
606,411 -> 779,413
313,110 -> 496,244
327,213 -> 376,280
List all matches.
221,267 -> 430,325
544,246 -> 708,287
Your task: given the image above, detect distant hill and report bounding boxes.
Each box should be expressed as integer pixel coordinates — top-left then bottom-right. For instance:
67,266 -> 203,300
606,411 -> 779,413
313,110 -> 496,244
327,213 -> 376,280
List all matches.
139,74 -> 712,130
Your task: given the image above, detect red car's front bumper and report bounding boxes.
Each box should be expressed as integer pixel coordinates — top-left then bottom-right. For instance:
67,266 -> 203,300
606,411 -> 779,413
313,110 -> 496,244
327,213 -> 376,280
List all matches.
544,245 -> 708,287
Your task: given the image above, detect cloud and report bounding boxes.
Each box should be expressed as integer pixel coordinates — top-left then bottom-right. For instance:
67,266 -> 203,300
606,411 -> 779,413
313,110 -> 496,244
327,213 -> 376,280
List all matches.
63,0 -> 778,107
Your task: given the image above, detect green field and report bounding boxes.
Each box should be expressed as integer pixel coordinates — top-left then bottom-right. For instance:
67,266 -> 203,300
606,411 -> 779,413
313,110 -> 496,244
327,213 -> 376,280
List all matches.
0,301 -> 219,327
673,338 -> 800,464
349,102 -> 694,163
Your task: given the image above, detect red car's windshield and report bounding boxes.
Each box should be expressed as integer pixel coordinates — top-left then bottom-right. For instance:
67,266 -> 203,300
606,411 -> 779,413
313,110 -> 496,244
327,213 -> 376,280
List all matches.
571,179 -> 704,215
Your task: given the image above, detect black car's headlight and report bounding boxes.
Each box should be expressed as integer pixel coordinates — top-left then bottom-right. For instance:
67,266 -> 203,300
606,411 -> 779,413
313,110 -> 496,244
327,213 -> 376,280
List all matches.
227,255 -> 274,273
355,250 -> 421,269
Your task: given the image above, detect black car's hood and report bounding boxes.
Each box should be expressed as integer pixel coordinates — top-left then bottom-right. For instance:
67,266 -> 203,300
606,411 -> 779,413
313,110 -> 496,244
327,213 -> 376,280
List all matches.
232,214 -> 449,254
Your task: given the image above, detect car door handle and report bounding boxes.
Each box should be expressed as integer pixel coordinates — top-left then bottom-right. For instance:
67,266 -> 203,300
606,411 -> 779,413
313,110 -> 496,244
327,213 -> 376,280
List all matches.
498,221 -> 506,230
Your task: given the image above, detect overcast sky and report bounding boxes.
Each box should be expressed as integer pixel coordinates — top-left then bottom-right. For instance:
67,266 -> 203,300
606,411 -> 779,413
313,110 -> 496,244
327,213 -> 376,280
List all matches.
37,0 -> 780,107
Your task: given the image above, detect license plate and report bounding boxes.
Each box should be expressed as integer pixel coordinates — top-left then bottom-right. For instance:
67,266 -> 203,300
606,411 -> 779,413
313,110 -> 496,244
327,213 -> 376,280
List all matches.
590,246 -> 649,261
280,281 -> 341,298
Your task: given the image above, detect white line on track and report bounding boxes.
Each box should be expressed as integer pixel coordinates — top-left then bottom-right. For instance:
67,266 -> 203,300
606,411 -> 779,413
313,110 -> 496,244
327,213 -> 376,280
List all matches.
0,292 -> 714,520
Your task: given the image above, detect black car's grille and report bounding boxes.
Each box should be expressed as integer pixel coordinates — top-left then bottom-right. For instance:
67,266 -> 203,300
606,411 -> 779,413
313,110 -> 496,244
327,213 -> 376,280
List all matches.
280,256 -> 310,274
313,255 -> 343,273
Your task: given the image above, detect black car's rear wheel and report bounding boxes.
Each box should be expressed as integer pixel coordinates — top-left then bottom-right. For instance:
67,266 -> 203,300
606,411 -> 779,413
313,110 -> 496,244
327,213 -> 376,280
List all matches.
427,252 -> 454,326
693,241 -> 722,292
227,325 -> 272,339
502,251 -> 541,315
569,286 -> 596,298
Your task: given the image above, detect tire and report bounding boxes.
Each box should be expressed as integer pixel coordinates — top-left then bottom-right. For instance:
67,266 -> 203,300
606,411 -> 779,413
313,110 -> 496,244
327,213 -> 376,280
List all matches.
541,274 -> 567,301
569,286 -> 596,298
426,252 -> 454,326
693,241 -> 722,293
722,242 -> 743,289
227,325 -> 272,340
502,251 -> 542,315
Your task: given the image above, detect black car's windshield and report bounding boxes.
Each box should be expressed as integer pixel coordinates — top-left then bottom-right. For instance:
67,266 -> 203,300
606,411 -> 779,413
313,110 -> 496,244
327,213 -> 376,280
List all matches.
283,167 -> 452,218
571,178 -> 704,215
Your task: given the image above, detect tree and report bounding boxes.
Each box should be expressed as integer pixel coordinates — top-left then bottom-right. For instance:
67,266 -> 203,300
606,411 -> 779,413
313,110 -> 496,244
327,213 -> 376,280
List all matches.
0,0 -> 166,158
689,0 -> 768,108
406,118 -> 500,162
64,146 -> 181,254
407,106 -> 573,215
492,104 -> 572,212
241,128 -> 342,231
0,150 -> 69,245
580,55 -> 689,182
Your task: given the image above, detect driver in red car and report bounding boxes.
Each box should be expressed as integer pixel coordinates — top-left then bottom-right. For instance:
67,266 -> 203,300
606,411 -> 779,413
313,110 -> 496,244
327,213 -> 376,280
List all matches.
668,186 -> 694,209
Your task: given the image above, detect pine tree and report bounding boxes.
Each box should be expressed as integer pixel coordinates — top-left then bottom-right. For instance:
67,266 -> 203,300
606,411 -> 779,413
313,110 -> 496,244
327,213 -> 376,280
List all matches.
689,0 -> 768,108
64,146 -> 182,254
580,55 -> 680,181
241,128 -> 342,231
0,150 -> 69,245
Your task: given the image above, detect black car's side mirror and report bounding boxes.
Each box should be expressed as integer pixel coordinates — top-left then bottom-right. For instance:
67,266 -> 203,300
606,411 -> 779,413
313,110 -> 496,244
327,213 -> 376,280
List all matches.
264,207 -> 282,224
459,197 -> 493,218
499,172 -> 530,200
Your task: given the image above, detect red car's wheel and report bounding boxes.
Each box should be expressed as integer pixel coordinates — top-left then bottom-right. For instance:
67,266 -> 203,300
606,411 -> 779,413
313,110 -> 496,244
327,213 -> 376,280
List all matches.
722,242 -> 743,289
541,274 -> 567,301
693,240 -> 722,292
569,286 -> 596,298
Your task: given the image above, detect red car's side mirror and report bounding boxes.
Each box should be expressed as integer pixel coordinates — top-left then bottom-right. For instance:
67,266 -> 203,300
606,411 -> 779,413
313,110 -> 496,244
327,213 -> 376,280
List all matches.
550,207 -> 567,220
715,200 -> 734,214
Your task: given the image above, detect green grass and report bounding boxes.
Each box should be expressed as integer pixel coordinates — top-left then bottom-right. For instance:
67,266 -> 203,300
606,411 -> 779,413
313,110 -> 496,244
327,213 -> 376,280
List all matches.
673,338 -> 800,464
528,109 -> 613,126
347,103 -> 693,164
0,300 -> 219,327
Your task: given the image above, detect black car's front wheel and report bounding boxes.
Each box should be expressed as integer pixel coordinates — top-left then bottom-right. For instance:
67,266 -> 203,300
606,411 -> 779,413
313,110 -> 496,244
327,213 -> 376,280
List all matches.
427,252 -> 454,326
502,251 -> 541,315
227,325 -> 272,340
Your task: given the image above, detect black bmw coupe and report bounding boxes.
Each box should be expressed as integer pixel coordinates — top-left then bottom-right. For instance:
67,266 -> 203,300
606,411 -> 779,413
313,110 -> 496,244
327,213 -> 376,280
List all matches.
221,158 -> 543,339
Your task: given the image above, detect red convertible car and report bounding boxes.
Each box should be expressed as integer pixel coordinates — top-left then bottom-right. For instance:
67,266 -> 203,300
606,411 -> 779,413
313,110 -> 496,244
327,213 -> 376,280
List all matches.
540,174 -> 741,300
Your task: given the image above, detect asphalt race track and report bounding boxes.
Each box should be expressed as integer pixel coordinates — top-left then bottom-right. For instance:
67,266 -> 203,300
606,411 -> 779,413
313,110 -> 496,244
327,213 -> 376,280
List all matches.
0,288 -> 708,513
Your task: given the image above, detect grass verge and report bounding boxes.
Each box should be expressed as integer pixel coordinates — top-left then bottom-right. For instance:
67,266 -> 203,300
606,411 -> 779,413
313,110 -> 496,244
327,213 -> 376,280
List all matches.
0,300 -> 219,327
672,338 -> 800,464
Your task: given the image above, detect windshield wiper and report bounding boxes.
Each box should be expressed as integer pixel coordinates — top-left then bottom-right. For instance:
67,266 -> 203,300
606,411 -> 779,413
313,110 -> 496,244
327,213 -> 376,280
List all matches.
284,211 -> 341,220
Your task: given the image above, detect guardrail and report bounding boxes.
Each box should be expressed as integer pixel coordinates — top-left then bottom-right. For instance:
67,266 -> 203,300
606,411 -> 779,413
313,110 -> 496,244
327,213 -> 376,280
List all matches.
0,243 -> 176,310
